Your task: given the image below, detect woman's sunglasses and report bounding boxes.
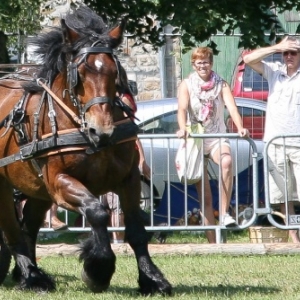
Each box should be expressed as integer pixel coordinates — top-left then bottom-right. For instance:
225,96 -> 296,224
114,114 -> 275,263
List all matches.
283,51 -> 299,56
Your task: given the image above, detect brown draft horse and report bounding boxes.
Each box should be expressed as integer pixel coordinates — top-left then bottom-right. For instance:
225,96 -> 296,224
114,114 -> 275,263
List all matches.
0,5 -> 172,295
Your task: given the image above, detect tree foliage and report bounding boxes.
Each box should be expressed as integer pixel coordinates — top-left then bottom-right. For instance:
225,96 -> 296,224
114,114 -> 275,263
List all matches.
88,0 -> 300,52
1,0 -> 300,53
0,0 -> 43,60
0,0 -> 42,35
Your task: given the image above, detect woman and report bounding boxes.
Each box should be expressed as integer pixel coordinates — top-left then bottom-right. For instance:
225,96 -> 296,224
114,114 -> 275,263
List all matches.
177,47 -> 249,243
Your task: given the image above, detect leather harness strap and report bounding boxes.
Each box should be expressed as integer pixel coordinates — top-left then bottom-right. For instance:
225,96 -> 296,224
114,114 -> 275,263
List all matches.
0,120 -> 138,168
0,45 -> 138,169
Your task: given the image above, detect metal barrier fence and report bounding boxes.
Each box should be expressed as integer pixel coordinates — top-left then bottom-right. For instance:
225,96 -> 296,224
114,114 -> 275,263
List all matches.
138,133 -> 261,243
39,133 -> 274,244
262,134 -> 300,231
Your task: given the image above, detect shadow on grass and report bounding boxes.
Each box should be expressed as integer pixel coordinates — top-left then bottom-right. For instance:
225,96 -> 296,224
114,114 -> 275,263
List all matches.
75,283 -> 281,297
0,281 -> 281,298
173,284 -> 281,296
1,275 -> 15,289
1,272 -> 78,290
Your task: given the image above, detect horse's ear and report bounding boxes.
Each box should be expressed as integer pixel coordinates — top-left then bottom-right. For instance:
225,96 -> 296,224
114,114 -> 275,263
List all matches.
61,18 -> 80,44
108,19 -> 126,45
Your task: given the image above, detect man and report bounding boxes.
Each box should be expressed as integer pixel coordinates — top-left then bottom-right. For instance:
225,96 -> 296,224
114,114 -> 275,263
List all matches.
244,36 -> 300,243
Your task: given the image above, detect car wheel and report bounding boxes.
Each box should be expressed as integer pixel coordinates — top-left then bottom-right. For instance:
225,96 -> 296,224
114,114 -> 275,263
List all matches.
140,180 -> 151,211
139,177 -> 160,211
0,230 -> 11,285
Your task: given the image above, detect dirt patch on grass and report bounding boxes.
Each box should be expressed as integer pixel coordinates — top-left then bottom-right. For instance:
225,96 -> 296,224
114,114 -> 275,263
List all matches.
36,242 -> 300,257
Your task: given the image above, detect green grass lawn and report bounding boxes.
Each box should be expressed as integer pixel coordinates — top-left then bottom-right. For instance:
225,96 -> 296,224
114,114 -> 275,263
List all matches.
1,254 -> 300,300
2,226 -> 299,299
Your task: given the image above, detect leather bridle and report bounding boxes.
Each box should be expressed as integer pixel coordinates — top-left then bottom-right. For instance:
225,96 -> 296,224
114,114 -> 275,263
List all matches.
65,43 -> 121,123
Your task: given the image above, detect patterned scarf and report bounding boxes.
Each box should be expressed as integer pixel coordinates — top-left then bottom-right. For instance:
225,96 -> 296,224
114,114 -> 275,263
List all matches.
189,71 -> 223,122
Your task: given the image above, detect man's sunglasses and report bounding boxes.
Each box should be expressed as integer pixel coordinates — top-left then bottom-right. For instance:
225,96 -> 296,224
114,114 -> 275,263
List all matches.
283,51 -> 299,56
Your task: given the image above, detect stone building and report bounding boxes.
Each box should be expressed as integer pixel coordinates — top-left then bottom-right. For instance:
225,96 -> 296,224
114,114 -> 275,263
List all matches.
119,29 -> 181,101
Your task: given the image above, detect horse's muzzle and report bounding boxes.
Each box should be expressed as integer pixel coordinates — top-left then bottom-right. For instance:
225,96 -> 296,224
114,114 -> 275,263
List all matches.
88,127 -> 112,148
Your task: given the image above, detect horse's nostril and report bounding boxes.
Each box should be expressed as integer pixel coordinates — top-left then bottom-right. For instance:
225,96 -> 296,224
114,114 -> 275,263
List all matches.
89,128 -> 100,143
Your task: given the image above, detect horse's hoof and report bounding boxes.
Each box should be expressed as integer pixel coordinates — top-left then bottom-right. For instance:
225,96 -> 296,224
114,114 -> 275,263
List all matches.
81,269 -> 109,293
17,268 -> 56,292
138,274 -> 172,296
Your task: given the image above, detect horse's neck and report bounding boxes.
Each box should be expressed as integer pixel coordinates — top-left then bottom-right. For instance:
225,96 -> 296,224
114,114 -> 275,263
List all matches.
0,79 -> 27,89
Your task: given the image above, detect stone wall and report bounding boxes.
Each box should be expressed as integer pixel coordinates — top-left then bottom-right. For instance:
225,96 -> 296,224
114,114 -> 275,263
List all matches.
119,35 -> 182,101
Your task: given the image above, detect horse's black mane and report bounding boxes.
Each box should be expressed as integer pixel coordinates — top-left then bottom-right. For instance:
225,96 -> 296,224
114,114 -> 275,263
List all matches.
24,5 -> 122,92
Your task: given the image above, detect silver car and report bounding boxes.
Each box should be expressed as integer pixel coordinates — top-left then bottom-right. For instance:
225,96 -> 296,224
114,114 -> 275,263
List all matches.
135,97 -> 267,207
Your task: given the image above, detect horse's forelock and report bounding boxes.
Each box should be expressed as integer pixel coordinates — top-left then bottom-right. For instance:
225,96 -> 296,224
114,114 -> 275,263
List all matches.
67,6 -> 108,35
64,5 -> 120,49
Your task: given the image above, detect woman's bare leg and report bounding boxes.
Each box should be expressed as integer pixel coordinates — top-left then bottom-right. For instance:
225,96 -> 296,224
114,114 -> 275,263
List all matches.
195,169 -> 216,243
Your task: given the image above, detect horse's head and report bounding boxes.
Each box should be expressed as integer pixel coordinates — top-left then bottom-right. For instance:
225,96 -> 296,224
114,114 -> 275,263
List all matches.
25,6 -> 130,148
60,7 -> 126,148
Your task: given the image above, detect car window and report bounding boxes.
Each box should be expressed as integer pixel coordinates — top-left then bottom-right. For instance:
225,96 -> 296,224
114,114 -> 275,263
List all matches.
139,104 -> 266,140
226,106 -> 266,140
242,53 -> 282,92
139,111 -> 178,134
242,66 -> 269,91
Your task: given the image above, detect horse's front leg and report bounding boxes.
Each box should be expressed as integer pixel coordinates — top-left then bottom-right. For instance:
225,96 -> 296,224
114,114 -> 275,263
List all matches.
119,176 -> 172,296
50,174 -> 115,293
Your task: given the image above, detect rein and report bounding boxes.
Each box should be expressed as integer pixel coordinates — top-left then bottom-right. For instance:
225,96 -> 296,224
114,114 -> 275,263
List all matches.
37,79 -> 82,125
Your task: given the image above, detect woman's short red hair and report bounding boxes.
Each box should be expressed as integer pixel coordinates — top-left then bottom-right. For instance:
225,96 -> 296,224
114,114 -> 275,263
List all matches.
191,47 -> 213,64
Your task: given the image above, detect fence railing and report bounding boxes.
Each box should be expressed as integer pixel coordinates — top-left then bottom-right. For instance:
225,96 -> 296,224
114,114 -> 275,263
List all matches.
262,134 -> 300,230
138,133 -> 261,243
39,133 -> 300,243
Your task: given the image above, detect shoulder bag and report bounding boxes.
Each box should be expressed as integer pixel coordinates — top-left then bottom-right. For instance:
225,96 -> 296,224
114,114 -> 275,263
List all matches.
175,123 -> 203,185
